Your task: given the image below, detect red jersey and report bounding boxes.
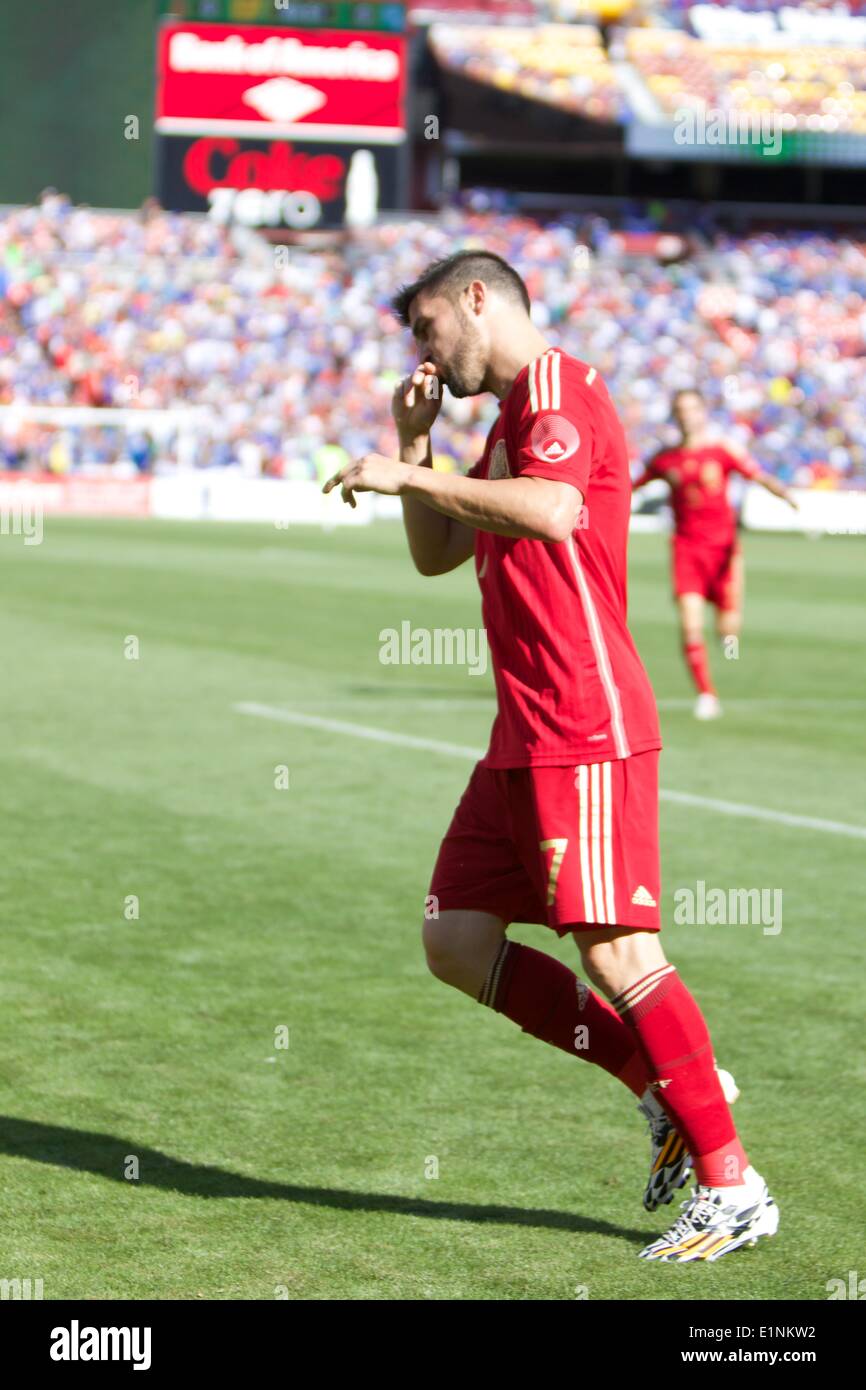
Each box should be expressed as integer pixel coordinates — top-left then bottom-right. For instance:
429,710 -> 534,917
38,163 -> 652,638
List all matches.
636,442 -> 759,546
468,347 -> 661,768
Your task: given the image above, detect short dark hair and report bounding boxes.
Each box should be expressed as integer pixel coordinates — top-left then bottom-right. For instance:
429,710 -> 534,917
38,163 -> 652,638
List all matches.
672,388 -> 703,407
391,250 -> 531,328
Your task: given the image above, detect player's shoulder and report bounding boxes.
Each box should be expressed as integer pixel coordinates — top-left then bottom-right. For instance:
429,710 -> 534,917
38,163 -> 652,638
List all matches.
702,434 -> 754,471
510,348 -> 609,422
714,436 -> 747,462
648,444 -> 678,470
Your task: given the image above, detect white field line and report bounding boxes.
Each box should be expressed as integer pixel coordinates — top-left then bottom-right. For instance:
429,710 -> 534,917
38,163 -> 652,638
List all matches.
235,703 -> 482,761
234,703 -> 866,842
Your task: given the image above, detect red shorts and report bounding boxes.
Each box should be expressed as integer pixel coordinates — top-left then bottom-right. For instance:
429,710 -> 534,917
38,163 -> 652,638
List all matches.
673,537 -> 741,611
428,752 -> 661,936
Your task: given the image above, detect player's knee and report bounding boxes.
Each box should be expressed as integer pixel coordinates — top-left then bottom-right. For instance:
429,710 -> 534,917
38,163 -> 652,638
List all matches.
578,933 -> 666,999
421,917 -> 463,984
578,942 -> 614,994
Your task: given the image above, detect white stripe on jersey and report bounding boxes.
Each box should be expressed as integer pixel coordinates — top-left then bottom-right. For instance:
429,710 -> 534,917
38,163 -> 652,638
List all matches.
577,760 -> 616,925
590,762 -> 605,924
528,349 -> 561,414
577,765 -> 594,924
602,760 -> 616,923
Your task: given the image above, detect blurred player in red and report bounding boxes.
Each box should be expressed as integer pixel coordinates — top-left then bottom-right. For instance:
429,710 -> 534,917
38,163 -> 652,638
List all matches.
324,252 -> 777,1262
633,389 -> 797,720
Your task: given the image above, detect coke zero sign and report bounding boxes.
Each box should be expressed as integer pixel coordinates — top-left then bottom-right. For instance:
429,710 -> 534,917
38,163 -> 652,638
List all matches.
156,134 -> 402,229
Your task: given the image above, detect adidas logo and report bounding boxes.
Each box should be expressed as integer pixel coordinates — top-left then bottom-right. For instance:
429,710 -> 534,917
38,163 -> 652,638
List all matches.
543,441 -> 566,458
631,885 -> 657,907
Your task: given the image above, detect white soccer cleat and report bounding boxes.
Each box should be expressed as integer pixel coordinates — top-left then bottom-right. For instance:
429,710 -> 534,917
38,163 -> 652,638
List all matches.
638,1167 -> 779,1262
694,692 -> 723,720
639,1064 -> 740,1212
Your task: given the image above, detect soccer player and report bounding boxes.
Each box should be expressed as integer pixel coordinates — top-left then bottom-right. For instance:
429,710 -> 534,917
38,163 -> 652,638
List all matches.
633,389 -> 797,720
323,252 -> 778,1262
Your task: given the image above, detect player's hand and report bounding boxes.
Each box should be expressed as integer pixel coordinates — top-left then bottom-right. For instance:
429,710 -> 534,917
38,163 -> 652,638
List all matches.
391,361 -> 443,446
322,453 -> 409,508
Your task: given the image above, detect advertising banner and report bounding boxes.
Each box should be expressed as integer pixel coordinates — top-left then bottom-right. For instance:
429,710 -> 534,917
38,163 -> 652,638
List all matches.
0,474 -> 152,518
155,20 -> 407,142
156,132 -> 402,227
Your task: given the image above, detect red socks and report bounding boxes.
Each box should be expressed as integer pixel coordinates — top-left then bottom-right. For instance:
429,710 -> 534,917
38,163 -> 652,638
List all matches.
477,942 -> 749,1189
611,966 -> 748,1186
479,940 -> 649,1097
684,639 -> 716,696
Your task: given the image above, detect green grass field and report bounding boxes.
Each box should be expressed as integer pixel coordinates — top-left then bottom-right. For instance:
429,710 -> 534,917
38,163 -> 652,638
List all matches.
0,517 -> 863,1301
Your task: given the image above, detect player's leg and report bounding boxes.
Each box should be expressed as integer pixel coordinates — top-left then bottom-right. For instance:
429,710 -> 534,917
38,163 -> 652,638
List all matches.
527,755 -> 690,1207
714,546 -> 743,655
673,538 -> 721,717
426,766 -> 652,1096
678,591 -> 720,718
577,924 -> 740,1178
562,751 -> 730,1183
422,908 -> 505,1000
422,909 -> 651,1096
575,925 -> 776,1260
558,748 -> 774,1257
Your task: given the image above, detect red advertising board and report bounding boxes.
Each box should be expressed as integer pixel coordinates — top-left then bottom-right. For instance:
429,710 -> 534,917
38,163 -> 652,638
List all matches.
0,474 -> 152,518
155,20 -> 406,142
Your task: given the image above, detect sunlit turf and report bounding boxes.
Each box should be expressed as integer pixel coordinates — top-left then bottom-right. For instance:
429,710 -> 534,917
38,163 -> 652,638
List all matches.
0,519 -> 862,1299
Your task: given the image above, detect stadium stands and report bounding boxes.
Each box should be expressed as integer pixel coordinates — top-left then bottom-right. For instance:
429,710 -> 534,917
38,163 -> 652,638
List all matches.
1,193 -> 864,486
428,22 -> 628,123
626,28 -> 866,134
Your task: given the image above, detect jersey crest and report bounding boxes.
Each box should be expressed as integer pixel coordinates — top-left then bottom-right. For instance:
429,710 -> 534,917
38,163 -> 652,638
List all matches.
529,413 -> 581,465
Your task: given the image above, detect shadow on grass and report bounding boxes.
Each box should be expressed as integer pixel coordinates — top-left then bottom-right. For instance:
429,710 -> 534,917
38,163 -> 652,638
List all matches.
1,1115 -> 649,1245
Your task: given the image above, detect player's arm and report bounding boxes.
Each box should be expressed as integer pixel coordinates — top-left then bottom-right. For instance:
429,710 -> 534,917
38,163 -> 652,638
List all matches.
632,451 -> 665,491
398,434 -> 476,575
754,470 -> 798,510
727,440 -> 798,510
325,357 -> 587,543
401,468 -> 583,543
324,453 -> 583,544
391,362 -> 476,576
401,354 -> 591,542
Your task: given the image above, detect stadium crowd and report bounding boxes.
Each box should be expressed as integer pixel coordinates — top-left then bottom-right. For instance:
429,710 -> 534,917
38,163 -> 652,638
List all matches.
1,192 -> 864,488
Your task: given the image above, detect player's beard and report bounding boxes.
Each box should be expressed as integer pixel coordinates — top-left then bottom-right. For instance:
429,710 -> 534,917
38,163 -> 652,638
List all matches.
439,310 -> 487,398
